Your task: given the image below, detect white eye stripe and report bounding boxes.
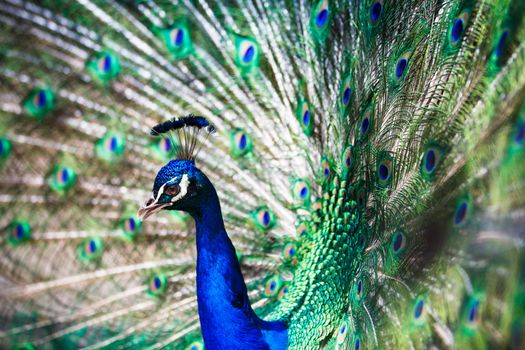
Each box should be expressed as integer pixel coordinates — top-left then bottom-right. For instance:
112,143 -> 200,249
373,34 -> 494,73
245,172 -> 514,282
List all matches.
171,174 -> 189,202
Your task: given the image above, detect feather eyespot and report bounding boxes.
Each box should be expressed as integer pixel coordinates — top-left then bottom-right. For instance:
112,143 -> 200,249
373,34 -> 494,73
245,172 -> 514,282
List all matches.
321,158 -> 331,180
277,285 -> 289,299
450,11 -> 469,47
302,104 -> 311,127
370,0 -> 384,25
264,276 -> 281,297
414,299 -> 425,320
292,180 -> 310,206
34,90 -> 47,108
78,237 -> 103,262
391,231 -> 406,255
454,200 -> 470,226
148,274 -> 167,296
342,146 -> 353,174
514,120 -> 525,146
97,54 -> 112,74
314,0 -> 329,28
296,222 -> 309,237
354,337 -> 361,350
283,242 -> 297,259
336,321 -> 348,344
467,299 -> 480,325
343,86 -> 352,106
355,279 -> 363,298
8,221 -> 31,245
49,165 -> 77,193
120,215 -> 142,240
253,206 -> 276,231
496,30 -> 509,58
377,156 -> 393,186
421,144 -> 444,179
238,39 -> 257,64
0,138 -> 11,160
359,105 -> 373,140
230,129 -> 252,157
24,88 -> 55,119
161,138 -> 172,152
170,28 -> 185,47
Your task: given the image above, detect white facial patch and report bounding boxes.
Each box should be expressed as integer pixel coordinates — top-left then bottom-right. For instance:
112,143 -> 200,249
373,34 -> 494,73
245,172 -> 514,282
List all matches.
171,174 -> 189,202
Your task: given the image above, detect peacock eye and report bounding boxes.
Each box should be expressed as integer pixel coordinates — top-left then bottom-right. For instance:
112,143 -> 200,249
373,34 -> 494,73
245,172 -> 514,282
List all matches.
164,184 -> 180,196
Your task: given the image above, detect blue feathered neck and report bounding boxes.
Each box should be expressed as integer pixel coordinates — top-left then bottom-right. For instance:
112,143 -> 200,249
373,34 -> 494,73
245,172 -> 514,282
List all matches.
189,181 -> 287,350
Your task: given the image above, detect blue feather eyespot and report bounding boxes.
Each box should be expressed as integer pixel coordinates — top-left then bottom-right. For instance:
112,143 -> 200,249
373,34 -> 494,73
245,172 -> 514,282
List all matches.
277,284 -> 289,299
355,278 -> 363,299
253,206 -> 276,231
292,179 -> 311,206
78,237 -> 103,262
341,146 -> 353,175
170,28 -> 185,48
150,137 -> 176,161
49,165 -> 77,193
467,299 -> 480,325
376,155 -> 394,186
7,220 -> 31,245
496,30 -> 509,58
391,231 -> 406,255
321,158 -> 331,180
160,137 -> 172,152
96,133 -> 125,162
354,336 -> 361,350
420,144 -> 444,179
235,37 -> 259,72
264,275 -> 282,297
369,0 -> 384,25
120,215 -> 142,240
296,100 -> 314,135
513,120 -> 525,146
186,341 -> 204,350
86,51 -> 121,84
283,242 -> 297,260
0,137 -> 12,161
23,88 -> 55,119
414,299 -> 425,320
359,104 -> 373,140
314,0 -> 330,28
449,11 -> 470,47
392,50 -> 412,85
296,222 -> 309,237
341,76 -> 353,108
147,274 -> 168,296
97,54 -> 112,74
453,197 -> 471,227
336,321 -> 348,344
230,129 -> 252,157
35,90 -> 47,107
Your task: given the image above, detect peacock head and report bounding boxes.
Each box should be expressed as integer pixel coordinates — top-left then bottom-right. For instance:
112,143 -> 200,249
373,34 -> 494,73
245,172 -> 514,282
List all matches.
137,115 -> 216,220
138,159 -> 213,220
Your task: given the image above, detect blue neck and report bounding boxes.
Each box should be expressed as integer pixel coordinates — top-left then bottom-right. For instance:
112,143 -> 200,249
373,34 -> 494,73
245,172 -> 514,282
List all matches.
190,186 -> 287,350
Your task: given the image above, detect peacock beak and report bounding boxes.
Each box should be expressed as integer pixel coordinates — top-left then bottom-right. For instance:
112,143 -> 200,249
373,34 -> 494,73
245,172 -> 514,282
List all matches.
137,197 -> 172,221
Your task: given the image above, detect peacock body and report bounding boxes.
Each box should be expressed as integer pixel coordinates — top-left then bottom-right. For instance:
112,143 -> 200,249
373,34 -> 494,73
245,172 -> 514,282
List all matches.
0,0 -> 525,349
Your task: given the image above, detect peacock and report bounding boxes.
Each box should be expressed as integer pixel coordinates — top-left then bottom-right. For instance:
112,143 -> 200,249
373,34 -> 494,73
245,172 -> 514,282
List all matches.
0,0 -> 524,349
